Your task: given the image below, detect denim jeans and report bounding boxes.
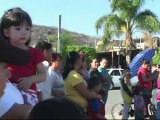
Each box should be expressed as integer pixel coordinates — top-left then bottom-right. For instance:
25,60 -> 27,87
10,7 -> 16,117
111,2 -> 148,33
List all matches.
122,104 -> 131,119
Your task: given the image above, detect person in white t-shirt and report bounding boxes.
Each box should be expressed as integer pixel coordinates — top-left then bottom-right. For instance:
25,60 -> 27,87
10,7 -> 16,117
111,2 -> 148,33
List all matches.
35,41 -> 53,100
0,81 -> 32,118
49,53 -> 64,97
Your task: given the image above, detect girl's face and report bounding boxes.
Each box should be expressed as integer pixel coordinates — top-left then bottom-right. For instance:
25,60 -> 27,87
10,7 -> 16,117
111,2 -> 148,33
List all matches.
0,63 -> 11,97
4,21 -> 31,46
124,76 -> 131,83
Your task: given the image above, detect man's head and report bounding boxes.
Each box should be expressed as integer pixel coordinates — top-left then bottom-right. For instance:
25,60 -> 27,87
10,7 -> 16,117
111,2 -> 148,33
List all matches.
90,58 -> 99,69
35,41 -> 53,62
142,59 -> 150,69
100,58 -> 108,69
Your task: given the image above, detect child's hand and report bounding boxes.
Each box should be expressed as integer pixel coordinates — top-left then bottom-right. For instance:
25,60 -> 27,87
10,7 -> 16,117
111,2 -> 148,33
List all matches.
17,77 -> 33,91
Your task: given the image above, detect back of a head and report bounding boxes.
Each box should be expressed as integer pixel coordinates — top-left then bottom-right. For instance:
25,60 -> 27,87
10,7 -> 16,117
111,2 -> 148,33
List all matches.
35,41 -> 52,50
142,59 -> 150,65
28,97 -> 88,119
63,51 -> 80,79
88,77 -> 101,90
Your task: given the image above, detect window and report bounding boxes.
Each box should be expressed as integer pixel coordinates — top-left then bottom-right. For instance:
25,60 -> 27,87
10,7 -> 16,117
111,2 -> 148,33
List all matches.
110,70 -> 120,76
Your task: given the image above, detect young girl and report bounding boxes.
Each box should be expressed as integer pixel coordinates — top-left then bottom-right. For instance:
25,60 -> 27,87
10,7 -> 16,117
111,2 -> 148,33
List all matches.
0,7 -> 46,105
86,77 -> 106,120
120,71 -> 133,119
133,85 -> 145,120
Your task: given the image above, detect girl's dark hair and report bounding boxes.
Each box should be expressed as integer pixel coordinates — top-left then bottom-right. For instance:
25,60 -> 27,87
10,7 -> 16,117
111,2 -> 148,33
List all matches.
88,77 -> 101,90
0,7 -> 32,46
51,53 -> 62,62
63,51 -> 80,79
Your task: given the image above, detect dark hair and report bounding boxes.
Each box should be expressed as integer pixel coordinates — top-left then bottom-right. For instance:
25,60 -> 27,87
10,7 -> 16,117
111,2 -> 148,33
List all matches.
28,97 -> 89,119
0,39 -> 30,65
133,85 -> 143,95
63,51 -> 80,79
0,7 -> 32,46
89,57 -> 98,63
88,77 -> 101,90
100,57 -> 108,62
35,41 -> 52,51
142,59 -> 150,65
123,71 -> 131,78
51,53 -> 62,62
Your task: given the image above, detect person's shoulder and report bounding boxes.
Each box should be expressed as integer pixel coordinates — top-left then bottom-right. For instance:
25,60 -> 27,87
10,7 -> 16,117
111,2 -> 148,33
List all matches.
28,47 -> 43,54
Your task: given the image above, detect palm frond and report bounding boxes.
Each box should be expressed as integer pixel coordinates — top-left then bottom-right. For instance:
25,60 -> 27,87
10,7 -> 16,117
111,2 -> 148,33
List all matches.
95,15 -> 108,34
135,9 -> 160,32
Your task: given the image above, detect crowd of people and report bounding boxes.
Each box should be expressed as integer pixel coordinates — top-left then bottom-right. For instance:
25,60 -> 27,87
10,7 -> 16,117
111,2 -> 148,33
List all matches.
1,7 -> 160,120
120,59 -> 160,120
0,7 -> 112,119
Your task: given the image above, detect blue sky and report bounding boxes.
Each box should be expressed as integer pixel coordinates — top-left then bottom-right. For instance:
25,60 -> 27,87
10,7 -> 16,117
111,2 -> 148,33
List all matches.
0,0 -> 160,37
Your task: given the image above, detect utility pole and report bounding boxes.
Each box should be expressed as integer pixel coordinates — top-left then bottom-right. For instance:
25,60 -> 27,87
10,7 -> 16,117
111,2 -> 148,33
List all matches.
57,15 -> 61,53
95,38 -> 97,48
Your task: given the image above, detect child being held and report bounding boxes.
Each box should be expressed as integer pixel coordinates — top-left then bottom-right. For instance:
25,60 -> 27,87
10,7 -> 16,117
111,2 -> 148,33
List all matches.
119,71 -> 133,119
133,85 -> 145,120
86,77 -> 106,120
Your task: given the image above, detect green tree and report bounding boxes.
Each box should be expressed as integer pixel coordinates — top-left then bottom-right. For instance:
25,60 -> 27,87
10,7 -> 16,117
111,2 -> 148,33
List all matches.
96,0 -> 160,64
48,31 -> 76,57
66,45 -> 96,61
152,48 -> 160,64
143,32 -> 156,49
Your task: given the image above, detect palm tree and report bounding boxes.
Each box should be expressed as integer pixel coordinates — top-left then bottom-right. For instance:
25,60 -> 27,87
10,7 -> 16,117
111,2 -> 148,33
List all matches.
143,31 -> 156,49
96,0 -> 160,64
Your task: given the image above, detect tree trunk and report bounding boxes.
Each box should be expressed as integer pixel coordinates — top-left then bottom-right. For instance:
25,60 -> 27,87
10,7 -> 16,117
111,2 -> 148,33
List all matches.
125,32 -> 133,65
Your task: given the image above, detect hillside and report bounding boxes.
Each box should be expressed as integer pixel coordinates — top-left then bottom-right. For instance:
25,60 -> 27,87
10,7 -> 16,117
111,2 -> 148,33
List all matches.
31,24 -> 99,47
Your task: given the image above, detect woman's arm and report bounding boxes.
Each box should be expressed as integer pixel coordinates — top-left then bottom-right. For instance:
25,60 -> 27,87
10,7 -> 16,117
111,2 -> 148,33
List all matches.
17,62 -> 46,91
1,103 -> 33,119
74,82 -> 101,99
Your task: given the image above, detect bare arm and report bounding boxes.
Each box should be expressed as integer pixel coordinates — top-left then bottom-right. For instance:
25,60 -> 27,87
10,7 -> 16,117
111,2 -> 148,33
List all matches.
18,62 -> 46,91
1,103 -> 33,119
74,82 -> 101,99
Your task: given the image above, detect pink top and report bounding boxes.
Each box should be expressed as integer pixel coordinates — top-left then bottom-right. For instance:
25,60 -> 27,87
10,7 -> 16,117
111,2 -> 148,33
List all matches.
8,47 -> 45,91
137,67 -> 152,88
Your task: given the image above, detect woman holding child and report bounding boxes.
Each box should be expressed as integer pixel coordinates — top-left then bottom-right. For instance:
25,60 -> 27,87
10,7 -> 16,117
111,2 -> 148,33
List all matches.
63,51 -> 101,112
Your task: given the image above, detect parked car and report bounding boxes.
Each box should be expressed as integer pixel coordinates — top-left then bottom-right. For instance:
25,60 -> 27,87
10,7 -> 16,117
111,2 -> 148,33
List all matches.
107,68 -> 139,89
